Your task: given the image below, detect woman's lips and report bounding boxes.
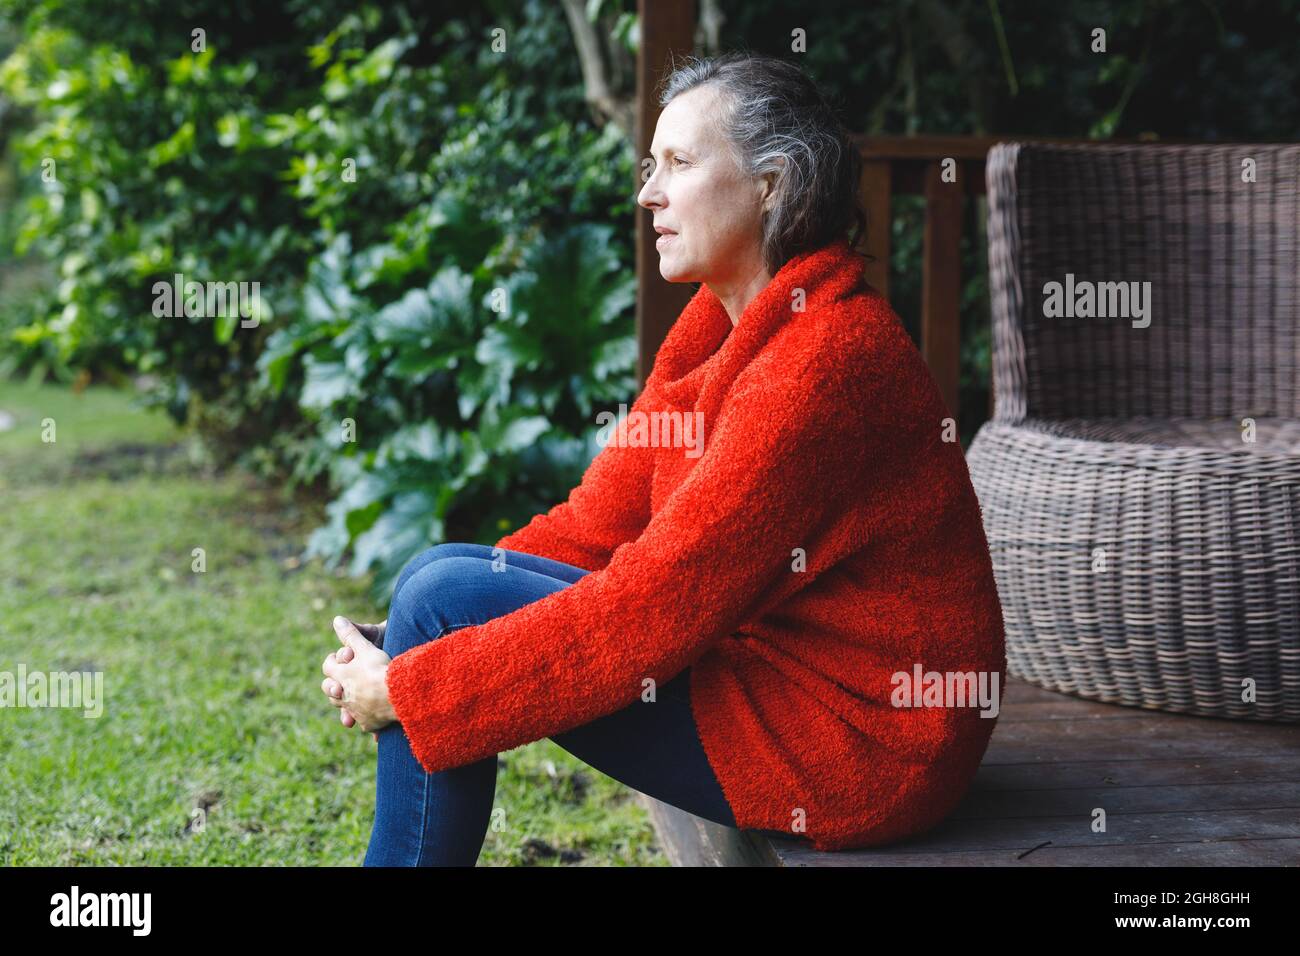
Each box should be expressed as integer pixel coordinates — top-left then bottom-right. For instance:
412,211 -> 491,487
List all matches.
656,232 -> 677,249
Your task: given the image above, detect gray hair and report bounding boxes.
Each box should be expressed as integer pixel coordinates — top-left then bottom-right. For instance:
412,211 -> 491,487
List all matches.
657,52 -> 866,276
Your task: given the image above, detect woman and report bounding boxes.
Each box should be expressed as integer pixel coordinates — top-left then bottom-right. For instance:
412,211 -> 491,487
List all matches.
321,52 -> 1005,865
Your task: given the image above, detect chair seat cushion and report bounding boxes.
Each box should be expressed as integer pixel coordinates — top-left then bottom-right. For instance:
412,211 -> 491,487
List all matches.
1016,416 -> 1300,454
972,416 -> 1300,480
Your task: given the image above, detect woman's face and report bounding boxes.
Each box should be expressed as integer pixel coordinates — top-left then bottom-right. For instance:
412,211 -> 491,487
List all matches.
637,85 -> 774,286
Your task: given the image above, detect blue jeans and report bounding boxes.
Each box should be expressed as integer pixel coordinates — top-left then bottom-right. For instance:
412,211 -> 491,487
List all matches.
363,542 -> 740,866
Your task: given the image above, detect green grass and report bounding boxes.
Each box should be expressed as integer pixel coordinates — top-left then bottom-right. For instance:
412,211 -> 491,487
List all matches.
0,378 -> 667,865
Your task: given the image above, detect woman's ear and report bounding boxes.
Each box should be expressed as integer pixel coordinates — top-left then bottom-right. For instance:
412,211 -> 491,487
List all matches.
758,161 -> 783,212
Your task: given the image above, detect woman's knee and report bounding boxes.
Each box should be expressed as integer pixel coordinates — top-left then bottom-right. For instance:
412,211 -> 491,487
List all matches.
393,542 -> 493,600
386,556 -> 493,656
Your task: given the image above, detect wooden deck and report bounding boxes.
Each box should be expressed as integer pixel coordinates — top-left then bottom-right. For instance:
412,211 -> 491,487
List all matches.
641,675 -> 1300,866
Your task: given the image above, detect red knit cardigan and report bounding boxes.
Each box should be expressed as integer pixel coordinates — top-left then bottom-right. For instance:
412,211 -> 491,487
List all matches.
385,236 -> 1007,851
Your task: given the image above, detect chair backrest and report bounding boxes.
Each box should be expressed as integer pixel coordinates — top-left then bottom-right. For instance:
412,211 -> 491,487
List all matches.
986,141 -> 1300,422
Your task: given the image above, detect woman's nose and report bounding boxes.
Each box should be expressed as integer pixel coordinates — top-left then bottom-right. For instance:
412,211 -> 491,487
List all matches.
637,168 -> 662,208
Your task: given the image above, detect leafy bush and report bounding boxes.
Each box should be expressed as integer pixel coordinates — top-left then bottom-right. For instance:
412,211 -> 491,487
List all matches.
0,0 -> 640,600
263,221 -> 635,597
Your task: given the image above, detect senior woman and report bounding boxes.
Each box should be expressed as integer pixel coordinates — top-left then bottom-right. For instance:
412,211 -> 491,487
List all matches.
321,52 -> 1006,866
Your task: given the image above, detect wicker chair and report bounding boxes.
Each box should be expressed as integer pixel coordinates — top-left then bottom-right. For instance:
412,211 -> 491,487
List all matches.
966,141 -> 1300,723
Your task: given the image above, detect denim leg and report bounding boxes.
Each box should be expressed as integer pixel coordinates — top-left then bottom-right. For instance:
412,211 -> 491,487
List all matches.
366,544 -> 743,865
548,667 -> 738,828
390,543 -> 588,602
412,555 -> 738,828
364,554 -> 582,866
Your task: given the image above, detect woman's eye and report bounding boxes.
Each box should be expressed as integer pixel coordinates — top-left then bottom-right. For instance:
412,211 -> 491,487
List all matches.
672,156 -> 688,166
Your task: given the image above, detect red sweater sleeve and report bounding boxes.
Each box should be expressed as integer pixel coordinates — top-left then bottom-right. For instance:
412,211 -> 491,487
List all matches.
385,325 -> 871,774
490,387 -> 657,573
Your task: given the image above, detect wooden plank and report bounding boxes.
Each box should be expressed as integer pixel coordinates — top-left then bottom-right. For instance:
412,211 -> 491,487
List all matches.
983,715 -> 1300,765
868,806 -> 1300,854
853,134 -> 1016,161
984,738 -> 1295,766
949,781 -> 1300,820
638,794 -> 782,866
1001,676 -> 1091,704
634,0 -> 696,389
773,837 -> 1300,867
850,133 -> 1196,162
999,699 -> 1166,721
968,754 -> 1300,790
888,161 -> 983,196
997,693 -> 1300,723
857,159 -> 891,299
921,159 -> 963,421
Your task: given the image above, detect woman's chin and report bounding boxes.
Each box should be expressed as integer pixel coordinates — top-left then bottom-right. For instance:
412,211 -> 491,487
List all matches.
658,254 -> 693,283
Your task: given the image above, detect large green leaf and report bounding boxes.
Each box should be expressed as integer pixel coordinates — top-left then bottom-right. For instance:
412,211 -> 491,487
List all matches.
300,356 -> 353,410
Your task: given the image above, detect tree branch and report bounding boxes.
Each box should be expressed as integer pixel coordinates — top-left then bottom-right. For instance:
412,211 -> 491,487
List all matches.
560,0 -> 635,138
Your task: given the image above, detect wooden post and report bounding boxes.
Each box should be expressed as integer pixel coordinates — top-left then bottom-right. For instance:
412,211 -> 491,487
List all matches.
635,0 -> 696,390
858,160 -> 891,300
921,159 -> 963,424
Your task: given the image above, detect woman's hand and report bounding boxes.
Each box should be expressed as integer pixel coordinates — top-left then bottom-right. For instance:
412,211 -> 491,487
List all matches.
330,643 -> 373,739
331,618 -> 386,731
326,617 -> 386,737
319,617 -> 379,737
322,616 -> 396,737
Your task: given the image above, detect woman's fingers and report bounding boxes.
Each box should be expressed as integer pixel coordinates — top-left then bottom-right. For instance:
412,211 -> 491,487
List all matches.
322,678 -> 346,707
326,616 -> 387,738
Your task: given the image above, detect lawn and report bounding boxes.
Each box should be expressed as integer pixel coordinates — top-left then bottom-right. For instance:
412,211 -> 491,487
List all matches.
0,377 -> 667,865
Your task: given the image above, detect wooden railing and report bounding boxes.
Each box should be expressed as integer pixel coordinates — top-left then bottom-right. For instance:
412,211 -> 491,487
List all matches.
853,134 -> 1000,425
851,133 -> 1165,424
